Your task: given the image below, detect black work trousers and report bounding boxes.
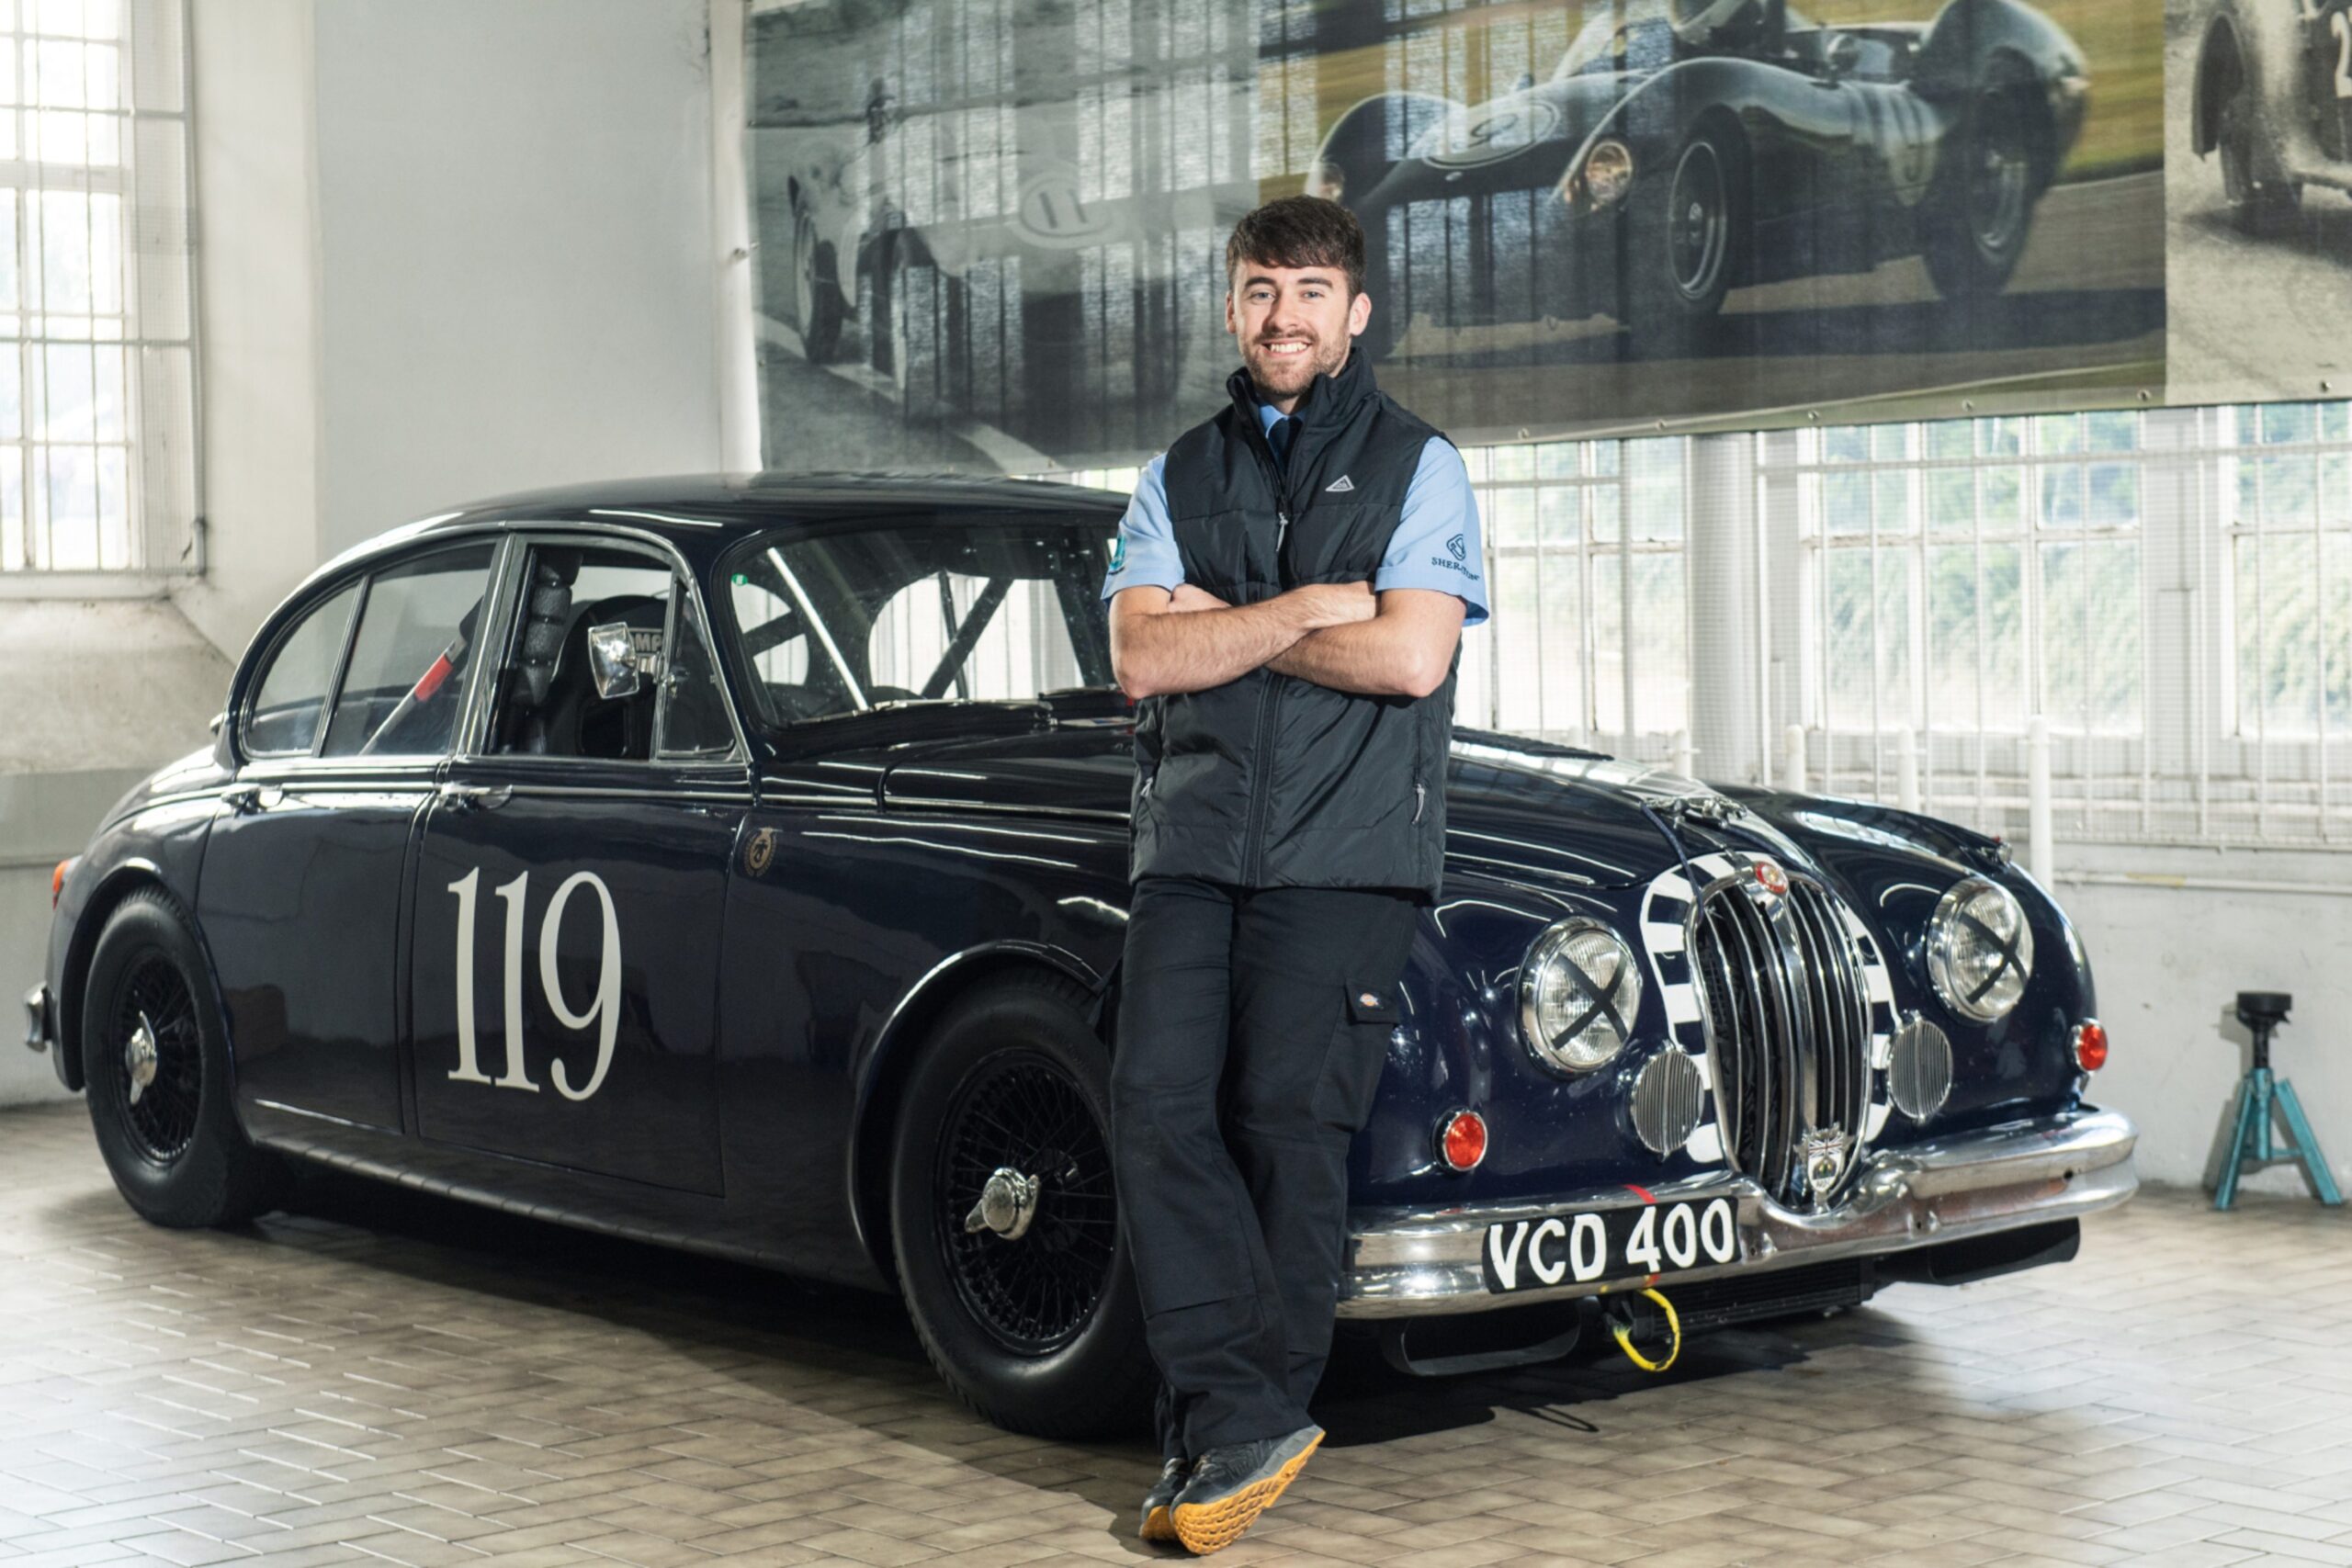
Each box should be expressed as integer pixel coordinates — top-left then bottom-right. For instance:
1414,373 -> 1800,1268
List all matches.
1109,875 -> 1419,1460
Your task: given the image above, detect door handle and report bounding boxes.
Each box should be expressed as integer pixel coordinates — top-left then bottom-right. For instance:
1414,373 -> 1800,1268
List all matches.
436,783 -> 513,812
220,784 -> 283,814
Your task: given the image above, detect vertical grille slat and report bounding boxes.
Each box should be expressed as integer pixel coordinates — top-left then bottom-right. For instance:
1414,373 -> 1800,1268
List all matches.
1685,873 -> 1875,1206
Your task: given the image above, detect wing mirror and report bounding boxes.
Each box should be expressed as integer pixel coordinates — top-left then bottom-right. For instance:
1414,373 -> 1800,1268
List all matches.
587,623 -> 666,700
1824,31 -> 1860,79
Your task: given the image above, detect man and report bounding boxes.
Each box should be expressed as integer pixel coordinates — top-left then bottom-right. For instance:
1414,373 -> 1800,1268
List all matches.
1098,196 -> 1487,1555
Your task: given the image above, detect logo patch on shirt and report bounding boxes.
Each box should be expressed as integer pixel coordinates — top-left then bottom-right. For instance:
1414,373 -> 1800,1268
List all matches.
1325,475 -> 1355,493
1446,532 -> 1467,561
1109,535 -> 1126,572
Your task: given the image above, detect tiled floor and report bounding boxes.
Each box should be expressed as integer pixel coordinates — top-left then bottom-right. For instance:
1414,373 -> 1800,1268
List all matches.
3,1100 -> 2350,1568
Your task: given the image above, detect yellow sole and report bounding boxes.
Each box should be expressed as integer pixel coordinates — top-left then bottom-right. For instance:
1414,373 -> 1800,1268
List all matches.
1170,1430 -> 1323,1555
1140,1502 -> 1176,1542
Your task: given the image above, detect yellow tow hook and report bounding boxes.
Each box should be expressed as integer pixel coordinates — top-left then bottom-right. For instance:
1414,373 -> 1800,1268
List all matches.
1607,1286 -> 1682,1373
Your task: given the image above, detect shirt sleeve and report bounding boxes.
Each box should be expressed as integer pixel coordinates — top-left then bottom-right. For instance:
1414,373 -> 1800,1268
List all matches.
1373,437 -> 1487,627
1100,454 -> 1183,605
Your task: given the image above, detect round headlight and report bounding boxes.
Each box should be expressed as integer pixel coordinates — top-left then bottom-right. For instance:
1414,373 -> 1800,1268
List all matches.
1520,919 -> 1643,1074
1584,139 -> 1634,207
1926,877 -> 2034,1022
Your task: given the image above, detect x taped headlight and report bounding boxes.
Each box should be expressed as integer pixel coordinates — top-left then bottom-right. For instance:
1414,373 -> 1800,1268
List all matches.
1926,876 -> 2034,1023
1520,918 -> 1642,1074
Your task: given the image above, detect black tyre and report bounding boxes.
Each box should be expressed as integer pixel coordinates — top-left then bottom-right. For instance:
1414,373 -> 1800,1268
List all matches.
888,970 -> 1152,1438
83,888 -> 288,1228
1629,123 -> 1746,341
1922,73 -> 2042,301
792,209 -> 844,362
2219,92 -> 2300,237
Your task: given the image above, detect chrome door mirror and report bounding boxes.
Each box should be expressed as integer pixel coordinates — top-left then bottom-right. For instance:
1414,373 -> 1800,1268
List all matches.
587,622 -> 665,700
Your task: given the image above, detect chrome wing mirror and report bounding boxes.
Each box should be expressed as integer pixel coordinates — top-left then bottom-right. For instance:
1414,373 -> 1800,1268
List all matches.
587,623 -> 665,700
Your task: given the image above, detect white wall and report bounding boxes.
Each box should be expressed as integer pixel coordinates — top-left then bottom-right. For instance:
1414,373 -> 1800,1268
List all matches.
2057,854 -> 2352,1200
310,0 -> 725,558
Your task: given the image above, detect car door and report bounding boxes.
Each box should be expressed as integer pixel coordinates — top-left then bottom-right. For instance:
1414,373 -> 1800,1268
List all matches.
407,533 -> 747,1194
202,537 -> 506,1133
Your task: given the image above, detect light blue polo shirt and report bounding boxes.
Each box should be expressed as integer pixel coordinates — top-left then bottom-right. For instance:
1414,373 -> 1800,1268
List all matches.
1099,401 -> 1487,626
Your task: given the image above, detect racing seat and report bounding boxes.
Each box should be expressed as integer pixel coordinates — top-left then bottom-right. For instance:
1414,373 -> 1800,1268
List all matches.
493,551 -> 579,755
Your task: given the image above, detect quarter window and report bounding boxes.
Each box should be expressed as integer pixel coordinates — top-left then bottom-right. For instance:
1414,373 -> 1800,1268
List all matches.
320,544 -> 499,759
243,581 -> 359,758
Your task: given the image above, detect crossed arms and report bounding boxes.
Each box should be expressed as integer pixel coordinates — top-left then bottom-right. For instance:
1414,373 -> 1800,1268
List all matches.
1107,581 -> 1466,702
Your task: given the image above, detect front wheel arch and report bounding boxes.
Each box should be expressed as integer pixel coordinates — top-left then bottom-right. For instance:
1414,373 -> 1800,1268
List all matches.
56,863 -> 184,1093
849,946 -> 1108,1289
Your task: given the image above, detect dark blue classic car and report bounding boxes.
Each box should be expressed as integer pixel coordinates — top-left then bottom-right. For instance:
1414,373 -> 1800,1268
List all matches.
26,475 -> 2135,1437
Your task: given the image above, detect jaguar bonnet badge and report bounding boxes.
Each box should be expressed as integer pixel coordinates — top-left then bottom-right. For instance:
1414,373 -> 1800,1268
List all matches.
1797,1124 -> 1851,1203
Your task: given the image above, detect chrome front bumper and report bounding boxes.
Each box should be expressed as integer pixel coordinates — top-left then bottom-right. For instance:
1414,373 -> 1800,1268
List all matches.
22,982 -> 51,1054
1338,1106 -> 2137,1319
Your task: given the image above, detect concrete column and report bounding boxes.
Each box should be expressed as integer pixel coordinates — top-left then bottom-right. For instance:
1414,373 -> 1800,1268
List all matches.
1687,432 -> 1760,784
1756,429 -> 1807,782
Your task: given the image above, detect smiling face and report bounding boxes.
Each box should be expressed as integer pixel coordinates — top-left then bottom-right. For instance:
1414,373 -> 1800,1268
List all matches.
1225,261 -> 1373,412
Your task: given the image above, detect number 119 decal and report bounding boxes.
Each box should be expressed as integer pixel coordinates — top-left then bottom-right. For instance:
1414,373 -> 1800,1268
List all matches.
446,868 -> 620,1101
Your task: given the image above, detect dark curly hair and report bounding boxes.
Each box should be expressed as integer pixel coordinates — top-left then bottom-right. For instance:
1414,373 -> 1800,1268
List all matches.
1224,196 -> 1365,298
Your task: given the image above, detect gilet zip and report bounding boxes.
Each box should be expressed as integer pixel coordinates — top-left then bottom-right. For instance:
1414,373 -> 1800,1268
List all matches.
1240,412 -> 1295,887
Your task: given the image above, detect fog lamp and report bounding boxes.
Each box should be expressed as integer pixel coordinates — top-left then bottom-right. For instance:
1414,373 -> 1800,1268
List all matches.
2073,1020 -> 2108,1073
1438,1110 -> 1487,1172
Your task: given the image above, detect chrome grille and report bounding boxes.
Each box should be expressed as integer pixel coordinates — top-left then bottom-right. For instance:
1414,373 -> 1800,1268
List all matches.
1687,874 -> 1873,1204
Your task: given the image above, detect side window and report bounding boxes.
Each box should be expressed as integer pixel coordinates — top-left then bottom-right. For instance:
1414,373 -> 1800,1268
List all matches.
320,544 -> 499,759
491,543 -> 733,761
243,581 -> 360,758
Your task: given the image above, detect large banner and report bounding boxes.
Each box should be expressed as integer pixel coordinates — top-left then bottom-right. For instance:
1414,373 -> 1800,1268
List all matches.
747,0 -> 2169,470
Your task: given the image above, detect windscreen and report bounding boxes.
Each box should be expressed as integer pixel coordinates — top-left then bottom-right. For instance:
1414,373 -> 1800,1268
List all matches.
719,516 -> 1119,730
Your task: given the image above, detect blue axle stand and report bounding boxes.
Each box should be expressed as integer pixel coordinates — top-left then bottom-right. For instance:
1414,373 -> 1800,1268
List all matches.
2213,994 -> 2343,1210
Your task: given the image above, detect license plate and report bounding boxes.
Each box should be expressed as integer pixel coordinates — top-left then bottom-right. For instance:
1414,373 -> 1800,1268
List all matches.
1480,1196 -> 1740,1293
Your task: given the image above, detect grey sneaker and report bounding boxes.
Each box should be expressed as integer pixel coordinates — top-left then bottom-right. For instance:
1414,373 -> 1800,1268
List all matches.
1139,1455 -> 1188,1542
1170,1424 -> 1323,1554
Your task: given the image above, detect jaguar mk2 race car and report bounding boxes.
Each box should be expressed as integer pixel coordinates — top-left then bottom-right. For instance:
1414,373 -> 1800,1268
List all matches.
1306,0 -> 2090,346
2190,0 -> 2352,233
26,475 -> 2136,1437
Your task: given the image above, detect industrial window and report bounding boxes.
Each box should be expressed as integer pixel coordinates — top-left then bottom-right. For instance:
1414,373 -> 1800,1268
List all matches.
0,0 -> 195,576
1464,437 -> 1687,756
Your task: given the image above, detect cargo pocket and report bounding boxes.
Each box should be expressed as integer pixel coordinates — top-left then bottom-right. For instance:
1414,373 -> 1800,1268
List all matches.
1312,980 -> 1401,1134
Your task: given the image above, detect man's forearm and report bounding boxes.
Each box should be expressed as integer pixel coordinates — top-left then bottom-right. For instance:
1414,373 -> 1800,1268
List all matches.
1265,621 -> 1424,696
1114,595 -> 1319,697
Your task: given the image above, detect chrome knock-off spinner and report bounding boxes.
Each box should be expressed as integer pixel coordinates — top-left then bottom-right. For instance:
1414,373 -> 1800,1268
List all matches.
963,1166 -> 1041,1241
124,1012 -> 159,1107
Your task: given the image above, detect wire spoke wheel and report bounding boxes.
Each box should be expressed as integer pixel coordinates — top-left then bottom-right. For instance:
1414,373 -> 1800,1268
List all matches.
1668,140 -> 1730,302
934,1048 -> 1117,1355
113,952 -> 202,1164
1967,96 -> 2031,259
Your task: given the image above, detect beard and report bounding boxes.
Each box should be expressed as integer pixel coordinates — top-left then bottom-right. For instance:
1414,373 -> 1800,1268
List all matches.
1246,330 -> 1350,401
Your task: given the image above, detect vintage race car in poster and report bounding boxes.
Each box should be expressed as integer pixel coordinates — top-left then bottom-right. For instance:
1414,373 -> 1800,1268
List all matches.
27,475 -> 2136,1437
2189,0 -> 2352,232
1306,0 -> 2091,347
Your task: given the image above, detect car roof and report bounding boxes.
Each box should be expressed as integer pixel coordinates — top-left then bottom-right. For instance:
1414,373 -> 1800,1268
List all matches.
317,470 -> 1128,581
